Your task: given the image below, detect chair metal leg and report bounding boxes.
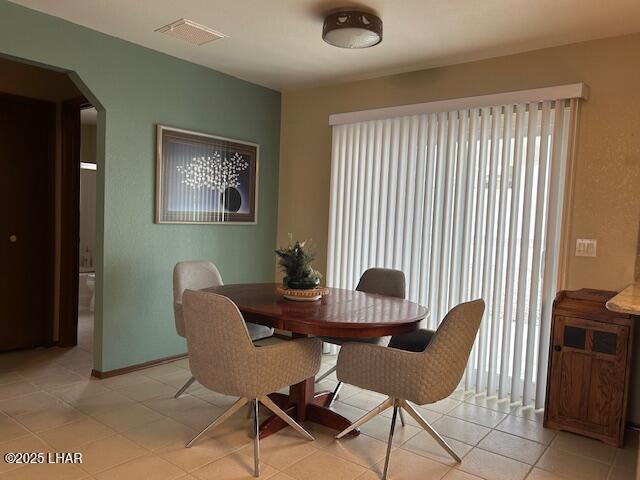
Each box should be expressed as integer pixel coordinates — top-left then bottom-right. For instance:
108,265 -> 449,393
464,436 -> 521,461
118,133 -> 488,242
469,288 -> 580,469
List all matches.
327,381 -> 343,407
259,395 -> 314,441
174,376 -> 196,398
186,397 -> 248,448
400,399 -> 461,463
315,365 -> 336,383
399,408 -> 406,427
335,396 -> 394,439
382,400 -> 399,480
253,398 -> 260,477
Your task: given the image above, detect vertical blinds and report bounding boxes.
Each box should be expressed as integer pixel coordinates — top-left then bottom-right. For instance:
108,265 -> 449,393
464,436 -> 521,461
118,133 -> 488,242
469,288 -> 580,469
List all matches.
327,98 -> 577,407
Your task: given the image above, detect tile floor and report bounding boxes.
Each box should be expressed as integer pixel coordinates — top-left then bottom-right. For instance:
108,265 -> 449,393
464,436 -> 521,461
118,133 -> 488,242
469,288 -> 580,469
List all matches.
0,310 -> 637,480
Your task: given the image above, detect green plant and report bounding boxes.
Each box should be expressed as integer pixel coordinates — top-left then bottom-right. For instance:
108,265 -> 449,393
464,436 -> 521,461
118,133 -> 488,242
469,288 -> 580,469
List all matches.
275,239 -> 322,288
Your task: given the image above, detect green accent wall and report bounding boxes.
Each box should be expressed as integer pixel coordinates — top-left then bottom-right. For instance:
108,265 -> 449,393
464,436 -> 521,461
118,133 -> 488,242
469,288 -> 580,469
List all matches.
0,1 -> 281,371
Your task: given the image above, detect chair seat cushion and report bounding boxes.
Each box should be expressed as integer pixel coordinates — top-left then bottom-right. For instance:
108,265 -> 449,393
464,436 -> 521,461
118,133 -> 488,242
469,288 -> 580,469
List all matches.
246,322 -> 274,341
387,329 -> 435,352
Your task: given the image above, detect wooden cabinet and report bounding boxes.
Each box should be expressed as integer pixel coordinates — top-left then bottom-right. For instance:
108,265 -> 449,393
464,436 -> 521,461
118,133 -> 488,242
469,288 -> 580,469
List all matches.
544,289 -> 634,446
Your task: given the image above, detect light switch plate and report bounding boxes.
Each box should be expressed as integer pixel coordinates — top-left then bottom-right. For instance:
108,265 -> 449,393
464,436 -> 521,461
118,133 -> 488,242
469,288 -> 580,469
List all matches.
576,238 -> 597,257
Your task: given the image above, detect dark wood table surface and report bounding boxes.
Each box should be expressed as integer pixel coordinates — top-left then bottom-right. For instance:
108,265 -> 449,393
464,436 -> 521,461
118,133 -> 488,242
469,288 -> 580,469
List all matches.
202,283 -> 428,439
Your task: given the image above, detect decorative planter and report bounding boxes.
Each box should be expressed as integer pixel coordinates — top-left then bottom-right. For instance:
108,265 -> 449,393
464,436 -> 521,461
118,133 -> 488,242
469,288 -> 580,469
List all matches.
284,277 -> 321,290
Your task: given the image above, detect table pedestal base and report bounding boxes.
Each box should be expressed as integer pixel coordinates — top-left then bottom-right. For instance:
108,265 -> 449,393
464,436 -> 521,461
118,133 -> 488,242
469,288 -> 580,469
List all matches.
259,383 -> 359,440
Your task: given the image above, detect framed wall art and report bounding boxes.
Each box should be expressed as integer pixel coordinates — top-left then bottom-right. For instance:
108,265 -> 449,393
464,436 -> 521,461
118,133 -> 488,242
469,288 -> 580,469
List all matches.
155,125 -> 258,224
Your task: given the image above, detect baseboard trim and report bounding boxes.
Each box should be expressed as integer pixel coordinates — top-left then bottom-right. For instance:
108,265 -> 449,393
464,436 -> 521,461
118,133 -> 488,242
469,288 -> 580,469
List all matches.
91,352 -> 188,379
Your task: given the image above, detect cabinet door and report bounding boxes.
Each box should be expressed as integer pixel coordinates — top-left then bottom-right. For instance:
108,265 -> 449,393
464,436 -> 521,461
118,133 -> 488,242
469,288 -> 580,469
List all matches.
548,316 -> 629,438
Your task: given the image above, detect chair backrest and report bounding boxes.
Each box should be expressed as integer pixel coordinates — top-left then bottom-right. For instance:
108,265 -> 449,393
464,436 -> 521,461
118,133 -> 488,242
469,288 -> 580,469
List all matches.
356,268 -> 405,299
182,290 -> 256,396
417,299 -> 484,403
173,261 -> 224,337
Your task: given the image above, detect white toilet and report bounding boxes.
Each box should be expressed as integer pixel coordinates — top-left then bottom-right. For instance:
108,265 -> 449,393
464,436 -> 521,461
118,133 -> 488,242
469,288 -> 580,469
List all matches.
86,273 -> 95,312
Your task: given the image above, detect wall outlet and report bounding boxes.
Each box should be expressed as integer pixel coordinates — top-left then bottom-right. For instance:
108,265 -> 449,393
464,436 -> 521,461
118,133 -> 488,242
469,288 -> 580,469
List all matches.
576,238 -> 597,257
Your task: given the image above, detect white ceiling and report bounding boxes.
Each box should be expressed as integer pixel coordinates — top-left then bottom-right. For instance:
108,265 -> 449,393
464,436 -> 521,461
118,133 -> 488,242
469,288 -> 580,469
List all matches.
11,0 -> 640,91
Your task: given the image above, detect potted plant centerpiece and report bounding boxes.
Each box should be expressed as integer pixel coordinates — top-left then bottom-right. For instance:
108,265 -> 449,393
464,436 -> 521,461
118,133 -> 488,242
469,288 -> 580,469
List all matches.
275,239 -> 328,301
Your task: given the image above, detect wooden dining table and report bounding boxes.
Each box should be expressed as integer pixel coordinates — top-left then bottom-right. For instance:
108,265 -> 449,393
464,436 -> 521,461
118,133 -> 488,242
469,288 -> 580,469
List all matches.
201,283 -> 428,439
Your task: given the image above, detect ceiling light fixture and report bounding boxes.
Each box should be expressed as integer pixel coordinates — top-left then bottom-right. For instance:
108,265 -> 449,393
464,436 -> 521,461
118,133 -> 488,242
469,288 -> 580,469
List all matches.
322,10 -> 383,49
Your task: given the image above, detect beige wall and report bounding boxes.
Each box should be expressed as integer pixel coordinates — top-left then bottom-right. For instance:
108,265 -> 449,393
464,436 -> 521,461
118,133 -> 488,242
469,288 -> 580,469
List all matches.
80,123 -> 97,163
278,33 -> 640,293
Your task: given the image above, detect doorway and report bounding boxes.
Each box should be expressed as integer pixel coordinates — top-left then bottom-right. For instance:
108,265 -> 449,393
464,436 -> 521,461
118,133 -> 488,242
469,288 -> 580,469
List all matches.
0,92 -> 56,351
0,56 -> 97,371
77,107 -> 97,352
58,96 -> 94,348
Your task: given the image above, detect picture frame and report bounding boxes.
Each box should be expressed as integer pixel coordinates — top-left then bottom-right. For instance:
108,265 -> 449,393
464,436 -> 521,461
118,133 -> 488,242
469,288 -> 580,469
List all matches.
155,125 -> 259,224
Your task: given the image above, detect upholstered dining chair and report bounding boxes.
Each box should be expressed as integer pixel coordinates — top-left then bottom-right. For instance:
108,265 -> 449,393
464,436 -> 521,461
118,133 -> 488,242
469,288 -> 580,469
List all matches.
316,268 -> 405,408
182,290 -> 321,477
172,261 -> 274,398
335,299 -> 485,480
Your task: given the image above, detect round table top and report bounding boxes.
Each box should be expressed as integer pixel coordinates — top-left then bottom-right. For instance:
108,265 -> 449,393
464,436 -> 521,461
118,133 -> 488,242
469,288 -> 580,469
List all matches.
202,283 -> 428,337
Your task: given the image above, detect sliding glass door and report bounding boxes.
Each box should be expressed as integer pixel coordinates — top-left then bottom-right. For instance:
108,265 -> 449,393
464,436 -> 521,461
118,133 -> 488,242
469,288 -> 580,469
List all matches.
327,99 -> 578,407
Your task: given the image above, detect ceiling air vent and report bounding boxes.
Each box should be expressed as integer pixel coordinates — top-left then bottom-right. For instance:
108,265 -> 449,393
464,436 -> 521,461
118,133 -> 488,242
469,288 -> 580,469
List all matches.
155,18 -> 227,45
